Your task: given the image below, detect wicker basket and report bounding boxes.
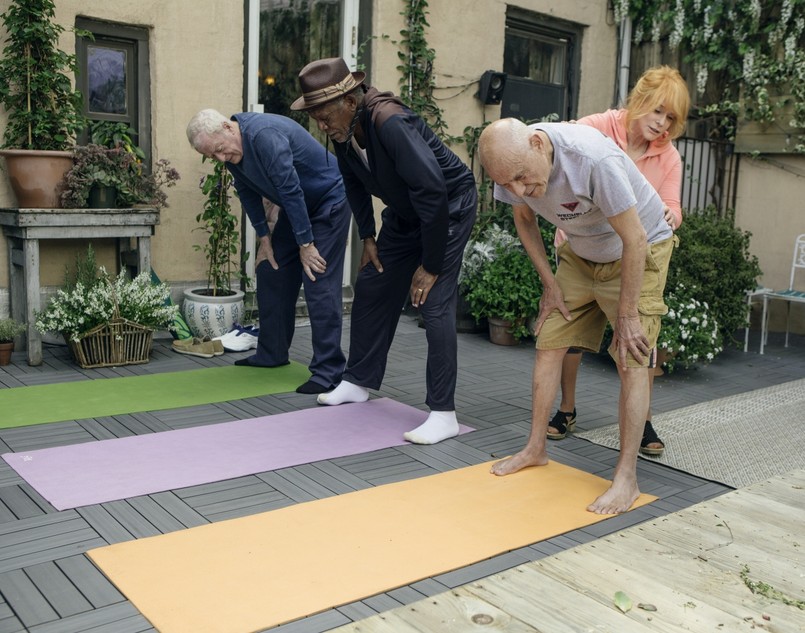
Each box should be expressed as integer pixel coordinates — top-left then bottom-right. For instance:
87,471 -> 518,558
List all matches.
66,318 -> 154,369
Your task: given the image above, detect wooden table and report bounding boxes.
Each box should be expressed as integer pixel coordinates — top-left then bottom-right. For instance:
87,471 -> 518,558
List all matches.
0,207 -> 159,365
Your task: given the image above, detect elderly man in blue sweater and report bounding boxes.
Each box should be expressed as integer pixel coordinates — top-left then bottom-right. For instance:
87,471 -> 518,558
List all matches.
291,58 -> 477,444
186,109 -> 351,395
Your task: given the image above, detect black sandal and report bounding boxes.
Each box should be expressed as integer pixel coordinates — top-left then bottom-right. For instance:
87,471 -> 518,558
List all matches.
640,420 -> 665,456
547,408 -> 577,440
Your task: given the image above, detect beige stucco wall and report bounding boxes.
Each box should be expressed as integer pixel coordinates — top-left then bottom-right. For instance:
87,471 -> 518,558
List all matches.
368,0 -> 618,169
734,155 -> 805,335
7,0 -> 797,341
0,0 -> 244,315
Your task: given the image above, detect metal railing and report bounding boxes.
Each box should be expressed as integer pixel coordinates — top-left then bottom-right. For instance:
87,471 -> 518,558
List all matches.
674,136 -> 740,217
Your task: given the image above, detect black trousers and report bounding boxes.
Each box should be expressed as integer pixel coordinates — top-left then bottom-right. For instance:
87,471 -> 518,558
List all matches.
253,197 -> 351,388
343,186 -> 477,410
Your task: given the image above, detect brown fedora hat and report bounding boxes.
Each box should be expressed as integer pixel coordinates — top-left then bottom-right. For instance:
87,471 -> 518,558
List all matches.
290,57 -> 366,111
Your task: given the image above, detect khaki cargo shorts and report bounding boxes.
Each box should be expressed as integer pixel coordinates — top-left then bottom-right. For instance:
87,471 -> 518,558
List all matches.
537,236 -> 677,368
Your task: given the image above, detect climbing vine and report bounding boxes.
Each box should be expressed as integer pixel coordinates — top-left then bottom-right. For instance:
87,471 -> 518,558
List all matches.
614,0 -> 805,150
396,0 -> 452,140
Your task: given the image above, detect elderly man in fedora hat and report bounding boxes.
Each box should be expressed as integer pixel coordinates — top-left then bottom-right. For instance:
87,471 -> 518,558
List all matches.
185,108 -> 352,395
291,57 -> 477,445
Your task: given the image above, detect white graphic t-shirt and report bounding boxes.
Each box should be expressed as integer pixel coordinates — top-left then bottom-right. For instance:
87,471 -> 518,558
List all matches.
494,122 -> 671,263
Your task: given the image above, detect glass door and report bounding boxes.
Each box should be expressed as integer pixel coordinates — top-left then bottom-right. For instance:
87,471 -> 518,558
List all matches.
259,0 -> 359,140
244,0 -> 359,289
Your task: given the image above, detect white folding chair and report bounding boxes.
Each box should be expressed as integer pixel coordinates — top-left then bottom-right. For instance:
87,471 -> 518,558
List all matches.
744,286 -> 771,352
760,233 -> 805,354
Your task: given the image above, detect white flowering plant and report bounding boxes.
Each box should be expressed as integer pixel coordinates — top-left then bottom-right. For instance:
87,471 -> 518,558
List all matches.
35,268 -> 178,343
460,224 -> 544,339
657,281 -> 723,373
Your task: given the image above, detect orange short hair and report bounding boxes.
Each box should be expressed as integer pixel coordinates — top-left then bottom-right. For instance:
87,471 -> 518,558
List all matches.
625,66 -> 691,142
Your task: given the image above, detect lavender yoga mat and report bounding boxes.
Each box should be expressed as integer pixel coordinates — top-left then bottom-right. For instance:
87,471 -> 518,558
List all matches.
3,399 -> 474,510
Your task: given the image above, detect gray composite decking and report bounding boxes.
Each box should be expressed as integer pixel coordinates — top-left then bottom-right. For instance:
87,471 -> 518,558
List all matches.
0,313 -> 803,633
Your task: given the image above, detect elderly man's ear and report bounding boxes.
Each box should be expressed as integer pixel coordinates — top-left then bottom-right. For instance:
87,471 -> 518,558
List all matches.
528,131 -> 545,151
343,94 -> 359,113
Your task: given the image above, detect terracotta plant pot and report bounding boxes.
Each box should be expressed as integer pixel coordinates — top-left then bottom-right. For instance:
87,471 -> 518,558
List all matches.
487,317 -> 518,346
0,148 -> 73,208
0,341 -> 14,366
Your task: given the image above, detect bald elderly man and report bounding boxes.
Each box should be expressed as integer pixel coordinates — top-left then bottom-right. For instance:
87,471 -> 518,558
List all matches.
478,118 -> 675,514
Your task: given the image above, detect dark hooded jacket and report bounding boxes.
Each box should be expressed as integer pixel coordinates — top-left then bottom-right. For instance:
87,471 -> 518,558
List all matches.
331,87 -> 474,274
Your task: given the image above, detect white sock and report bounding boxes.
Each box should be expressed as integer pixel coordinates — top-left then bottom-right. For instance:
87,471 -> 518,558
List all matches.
403,410 -> 459,445
316,380 -> 369,405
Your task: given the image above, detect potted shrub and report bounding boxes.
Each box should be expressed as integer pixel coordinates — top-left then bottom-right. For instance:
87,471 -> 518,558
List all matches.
0,317 -> 25,366
667,205 -> 762,346
34,251 -> 179,368
60,143 -> 180,210
461,224 -> 543,344
0,0 -> 86,207
182,158 -> 245,338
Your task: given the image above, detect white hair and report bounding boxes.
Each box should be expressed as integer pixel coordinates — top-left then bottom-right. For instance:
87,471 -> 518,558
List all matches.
186,109 -> 229,149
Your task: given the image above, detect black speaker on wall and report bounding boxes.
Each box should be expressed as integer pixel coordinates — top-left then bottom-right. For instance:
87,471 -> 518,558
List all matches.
477,70 -> 507,104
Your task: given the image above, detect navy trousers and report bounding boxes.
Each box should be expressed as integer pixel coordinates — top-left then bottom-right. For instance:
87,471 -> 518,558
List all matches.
343,186 -> 477,410
252,197 -> 351,388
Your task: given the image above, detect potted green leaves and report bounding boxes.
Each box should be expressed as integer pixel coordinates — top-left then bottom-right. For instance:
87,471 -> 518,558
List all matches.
182,158 -> 244,338
61,145 -> 133,209
0,317 -> 25,365
60,143 -> 180,210
0,0 -> 86,207
460,224 -> 543,344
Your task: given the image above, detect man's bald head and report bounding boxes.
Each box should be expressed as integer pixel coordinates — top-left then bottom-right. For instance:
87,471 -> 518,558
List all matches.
478,118 -> 532,174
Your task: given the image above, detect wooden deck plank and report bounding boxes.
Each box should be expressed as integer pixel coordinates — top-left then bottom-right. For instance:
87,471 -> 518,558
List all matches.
270,609 -> 352,633
124,496 -> 201,535
55,555 -> 124,608
0,568 -> 59,627
394,443 -> 476,472
0,515 -> 89,551
329,471 -> 805,633
144,492 -> 208,530
171,475 -> 264,499
27,601 -> 154,633
356,588 -> 543,633
193,490 -> 290,521
0,535 -> 108,575
78,505 -> 137,545
269,467 -> 343,500
302,461 -> 373,492
25,561 -> 94,617
293,463 -> 368,495
255,471 -> 319,504
94,501 -> 163,540
0,486 -> 47,520
175,480 -> 278,508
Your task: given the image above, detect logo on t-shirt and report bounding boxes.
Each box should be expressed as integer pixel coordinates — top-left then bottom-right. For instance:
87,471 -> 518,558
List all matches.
560,201 -> 579,212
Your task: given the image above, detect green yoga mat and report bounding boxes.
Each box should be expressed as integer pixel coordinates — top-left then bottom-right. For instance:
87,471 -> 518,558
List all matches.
0,363 -> 310,428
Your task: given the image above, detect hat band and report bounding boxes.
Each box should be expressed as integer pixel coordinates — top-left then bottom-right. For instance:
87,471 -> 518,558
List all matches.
302,74 -> 357,106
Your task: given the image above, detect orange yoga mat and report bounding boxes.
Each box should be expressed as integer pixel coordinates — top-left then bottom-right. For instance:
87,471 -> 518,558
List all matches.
88,461 -> 657,633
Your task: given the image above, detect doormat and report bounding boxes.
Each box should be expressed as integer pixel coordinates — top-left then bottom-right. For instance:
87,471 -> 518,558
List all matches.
577,378 -> 805,488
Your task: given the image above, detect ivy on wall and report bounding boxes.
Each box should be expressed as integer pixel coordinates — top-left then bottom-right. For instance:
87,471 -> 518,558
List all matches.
614,0 -> 805,151
395,0 -> 452,139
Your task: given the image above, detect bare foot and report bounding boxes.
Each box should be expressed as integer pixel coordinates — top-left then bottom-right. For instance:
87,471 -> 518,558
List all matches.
490,449 -> 548,476
587,478 -> 640,515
